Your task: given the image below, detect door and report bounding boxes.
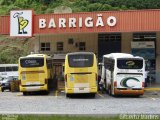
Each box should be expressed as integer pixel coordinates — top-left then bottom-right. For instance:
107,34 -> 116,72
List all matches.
98,33 -> 121,62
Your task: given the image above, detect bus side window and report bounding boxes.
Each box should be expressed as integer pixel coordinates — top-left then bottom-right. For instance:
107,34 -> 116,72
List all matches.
110,60 -> 114,71
6,67 -> 12,71
12,66 -> 18,71
0,67 -> 5,72
104,58 -> 110,69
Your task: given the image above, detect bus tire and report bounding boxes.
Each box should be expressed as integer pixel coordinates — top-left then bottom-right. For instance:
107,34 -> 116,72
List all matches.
23,92 -> 27,96
90,93 -> 95,98
1,88 -> 4,92
108,86 -> 112,96
66,94 -> 71,98
45,91 -> 49,95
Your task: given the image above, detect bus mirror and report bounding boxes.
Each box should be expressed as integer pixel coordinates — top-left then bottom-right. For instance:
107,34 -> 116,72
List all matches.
98,63 -> 104,66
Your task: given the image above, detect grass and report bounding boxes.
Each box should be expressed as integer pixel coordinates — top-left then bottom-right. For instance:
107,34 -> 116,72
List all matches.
1,114 -> 160,120
0,115 -> 120,120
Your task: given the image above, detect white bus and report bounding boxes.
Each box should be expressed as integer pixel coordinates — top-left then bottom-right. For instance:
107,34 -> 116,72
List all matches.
100,53 -> 145,96
0,64 -> 18,78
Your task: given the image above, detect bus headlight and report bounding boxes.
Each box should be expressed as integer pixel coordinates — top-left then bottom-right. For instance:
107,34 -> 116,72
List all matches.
22,74 -> 26,80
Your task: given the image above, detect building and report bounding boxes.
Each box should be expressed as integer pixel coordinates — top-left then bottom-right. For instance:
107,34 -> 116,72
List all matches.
0,9 -> 160,83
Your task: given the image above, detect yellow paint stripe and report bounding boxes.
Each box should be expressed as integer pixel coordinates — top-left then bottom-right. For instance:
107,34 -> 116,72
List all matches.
151,98 -> 156,101
97,92 -> 104,98
16,93 -> 22,96
54,90 -> 58,97
144,88 -> 160,91
148,97 -> 156,101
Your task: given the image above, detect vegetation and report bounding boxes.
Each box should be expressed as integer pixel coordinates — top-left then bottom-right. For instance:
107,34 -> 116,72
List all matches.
0,36 -> 31,64
0,115 -> 120,120
0,0 -> 160,15
0,0 -> 160,63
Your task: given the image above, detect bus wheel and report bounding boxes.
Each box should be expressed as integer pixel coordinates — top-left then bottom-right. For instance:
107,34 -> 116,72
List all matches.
108,86 -> 112,96
66,94 -> 71,98
90,93 -> 95,98
23,92 -> 28,96
45,91 -> 49,95
1,88 -> 4,92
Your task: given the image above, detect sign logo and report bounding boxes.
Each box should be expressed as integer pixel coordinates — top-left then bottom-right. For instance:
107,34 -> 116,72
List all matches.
10,10 -> 33,37
120,77 -> 140,88
13,12 -> 29,34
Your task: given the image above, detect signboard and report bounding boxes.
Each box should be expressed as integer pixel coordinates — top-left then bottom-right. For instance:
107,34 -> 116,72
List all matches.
131,41 -> 155,59
10,10 -> 33,37
39,15 -> 117,29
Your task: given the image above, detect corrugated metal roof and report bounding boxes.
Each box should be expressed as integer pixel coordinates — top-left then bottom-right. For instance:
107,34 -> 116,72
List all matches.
1,9 -> 160,35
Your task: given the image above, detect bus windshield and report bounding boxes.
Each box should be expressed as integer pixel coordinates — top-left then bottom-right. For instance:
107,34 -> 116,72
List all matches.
117,59 -> 143,69
68,54 -> 93,67
20,57 -> 44,68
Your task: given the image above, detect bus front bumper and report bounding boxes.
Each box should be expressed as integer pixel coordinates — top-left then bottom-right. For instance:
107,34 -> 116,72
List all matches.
114,88 -> 144,95
65,87 -> 97,94
20,84 -> 48,92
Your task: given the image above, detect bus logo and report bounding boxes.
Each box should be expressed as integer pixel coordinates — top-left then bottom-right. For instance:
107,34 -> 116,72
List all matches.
126,61 -> 135,66
120,77 -> 140,88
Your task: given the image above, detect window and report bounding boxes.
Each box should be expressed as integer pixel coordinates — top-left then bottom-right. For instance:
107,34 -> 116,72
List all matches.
41,42 -> 50,51
20,58 -> 44,68
68,38 -> 74,44
117,59 -> 143,69
12,66 -> 18,71
57,42 -> 63,51
104,58 -> 114,71
133,33 -> 156,41
6,67 -> 12,71
98,33 -> 121,42
79,42 -> 85,51
68,54 -> 93,67
0,67 -> 5,72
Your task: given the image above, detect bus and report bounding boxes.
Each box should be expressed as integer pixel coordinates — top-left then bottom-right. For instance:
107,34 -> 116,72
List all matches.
0,64 -> 18,78
18,54 -> 55,95
100,53 -> 145,96
64,52 -> 98,97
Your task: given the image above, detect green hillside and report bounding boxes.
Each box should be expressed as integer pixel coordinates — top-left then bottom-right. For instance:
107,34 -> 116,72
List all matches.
0,0 -> 160,63
0,0 -> 160,15
0,36 -> 31,64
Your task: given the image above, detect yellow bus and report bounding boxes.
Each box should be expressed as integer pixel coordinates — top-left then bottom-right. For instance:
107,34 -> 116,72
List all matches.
18,54 -> 55,95
64,52 -> 98,97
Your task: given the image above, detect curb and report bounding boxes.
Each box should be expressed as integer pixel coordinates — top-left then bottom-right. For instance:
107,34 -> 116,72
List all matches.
144,88 -> 160,91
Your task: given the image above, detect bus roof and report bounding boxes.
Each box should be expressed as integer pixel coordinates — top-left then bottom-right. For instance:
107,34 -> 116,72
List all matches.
67,52 -> 94,55
103,53 -> 144,59
0,64 -> 18,67
20,54 -> 51,59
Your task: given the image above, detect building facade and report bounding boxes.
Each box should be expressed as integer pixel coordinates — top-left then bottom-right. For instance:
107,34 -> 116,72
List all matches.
0,9 -> 160,83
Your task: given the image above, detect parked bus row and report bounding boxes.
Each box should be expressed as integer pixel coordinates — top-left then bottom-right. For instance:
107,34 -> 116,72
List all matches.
0,52 -> 145,97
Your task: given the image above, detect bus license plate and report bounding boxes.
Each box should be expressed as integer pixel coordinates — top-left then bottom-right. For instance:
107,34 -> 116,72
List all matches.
127,87 -> 132,90
79,88 -> 85,90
